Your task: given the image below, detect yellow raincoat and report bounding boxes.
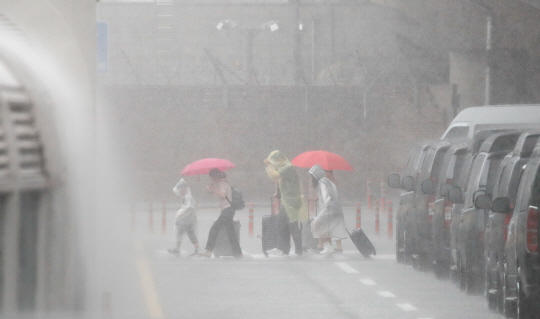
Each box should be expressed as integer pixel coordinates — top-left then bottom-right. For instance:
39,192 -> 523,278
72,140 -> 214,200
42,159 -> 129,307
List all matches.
265,150 -> 308,223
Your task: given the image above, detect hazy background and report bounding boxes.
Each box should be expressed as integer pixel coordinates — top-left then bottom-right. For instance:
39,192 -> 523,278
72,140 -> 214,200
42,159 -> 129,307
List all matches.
97,0 -> 540,203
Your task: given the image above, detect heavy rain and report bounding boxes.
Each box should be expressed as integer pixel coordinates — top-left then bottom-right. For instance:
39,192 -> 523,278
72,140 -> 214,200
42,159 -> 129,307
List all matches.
1,0 -> 540,318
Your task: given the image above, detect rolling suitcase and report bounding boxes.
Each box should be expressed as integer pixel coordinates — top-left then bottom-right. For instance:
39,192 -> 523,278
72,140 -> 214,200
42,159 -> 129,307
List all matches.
261,196 -> 290,256
348,228 -> 376,258
213,220 -> 241,257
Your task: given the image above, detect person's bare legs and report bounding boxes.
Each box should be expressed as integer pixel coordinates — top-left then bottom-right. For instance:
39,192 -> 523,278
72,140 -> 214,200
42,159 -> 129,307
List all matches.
335,239 -> 343,253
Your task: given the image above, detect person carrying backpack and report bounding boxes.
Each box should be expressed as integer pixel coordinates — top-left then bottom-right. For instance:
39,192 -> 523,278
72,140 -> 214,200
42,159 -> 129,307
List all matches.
264,150 -> 307,256
199,168 -> 243,258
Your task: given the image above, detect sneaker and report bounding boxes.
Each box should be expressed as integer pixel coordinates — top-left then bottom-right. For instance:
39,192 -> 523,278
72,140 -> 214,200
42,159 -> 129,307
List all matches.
198,250 -> 212,257
320,244 -> 333,255
168,248 -> 180,255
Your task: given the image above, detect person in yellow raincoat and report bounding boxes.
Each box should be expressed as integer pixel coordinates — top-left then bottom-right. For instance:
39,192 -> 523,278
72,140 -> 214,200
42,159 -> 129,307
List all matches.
265,150 -> 308,256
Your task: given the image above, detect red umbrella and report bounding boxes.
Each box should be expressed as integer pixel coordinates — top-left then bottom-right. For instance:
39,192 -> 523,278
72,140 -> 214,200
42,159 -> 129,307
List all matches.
291,150 -> 353,171
181,158 -> 235,176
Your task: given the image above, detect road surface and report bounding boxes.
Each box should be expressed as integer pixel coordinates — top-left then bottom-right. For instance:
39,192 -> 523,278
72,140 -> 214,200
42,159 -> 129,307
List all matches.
94,204 -> 501,319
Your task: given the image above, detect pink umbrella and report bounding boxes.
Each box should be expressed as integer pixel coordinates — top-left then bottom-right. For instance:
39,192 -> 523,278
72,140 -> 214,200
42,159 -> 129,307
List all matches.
291,150 -> 353,171
181,158 -> 235,176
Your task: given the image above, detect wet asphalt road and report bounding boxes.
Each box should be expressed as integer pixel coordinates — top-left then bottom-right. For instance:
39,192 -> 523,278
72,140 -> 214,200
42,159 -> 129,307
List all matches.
95,204 -> 501,319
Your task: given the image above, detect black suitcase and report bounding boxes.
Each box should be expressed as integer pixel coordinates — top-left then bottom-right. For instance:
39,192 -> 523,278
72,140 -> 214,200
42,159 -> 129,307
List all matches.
348,228 -> 376,258
261,212 -> 290,256
214,220 -> 241,257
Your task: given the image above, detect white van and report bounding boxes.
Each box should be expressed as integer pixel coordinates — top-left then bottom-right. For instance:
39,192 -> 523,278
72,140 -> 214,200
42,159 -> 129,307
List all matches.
441,105 -> 540,141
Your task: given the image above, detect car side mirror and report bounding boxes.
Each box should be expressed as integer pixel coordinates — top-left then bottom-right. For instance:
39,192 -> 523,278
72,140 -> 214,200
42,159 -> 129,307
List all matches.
421,179 -> 435,195
387,173 -> 402,189
402,175 -> 416,192
449,186 -> 464,204
440,184 -> 452,198
474,193 -> 491,210
492,197 -> 512,214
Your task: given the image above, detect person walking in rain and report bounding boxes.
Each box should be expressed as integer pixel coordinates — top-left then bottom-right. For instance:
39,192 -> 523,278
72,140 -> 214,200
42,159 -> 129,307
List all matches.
309,165 -> 347,254
199,168 -> 243,258
168,178 -> 200,256
264,150 -> 307,256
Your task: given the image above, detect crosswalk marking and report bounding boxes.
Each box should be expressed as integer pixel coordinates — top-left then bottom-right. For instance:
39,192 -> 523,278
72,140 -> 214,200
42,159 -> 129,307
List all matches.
396,303 -> 417,312
359,278 -> 377,286
377,290 -> 396,298
335,262 -> 359,274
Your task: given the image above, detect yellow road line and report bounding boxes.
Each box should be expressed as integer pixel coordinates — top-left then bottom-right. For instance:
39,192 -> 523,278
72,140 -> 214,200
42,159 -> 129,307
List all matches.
135,241 -> 165,319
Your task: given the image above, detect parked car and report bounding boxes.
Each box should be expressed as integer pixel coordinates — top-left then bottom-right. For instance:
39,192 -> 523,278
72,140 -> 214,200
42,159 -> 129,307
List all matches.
443,130 -> 508,282
492,143 -> 540,319
441,105 -> 540,141
428,142 -> 469,278
452,131 -> 521,293
389,144 -> 428,263
482,132 -> 540,312
406,141 -> 452,269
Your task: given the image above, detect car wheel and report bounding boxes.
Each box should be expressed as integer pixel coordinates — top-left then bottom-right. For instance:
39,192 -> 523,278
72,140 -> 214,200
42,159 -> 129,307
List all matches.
497,263 -> 505,314
434,260 -> 449,279
458,257 -> 466,290
503,263 -> 517,319
516,278 -> 531,319
486,267 -> 498,311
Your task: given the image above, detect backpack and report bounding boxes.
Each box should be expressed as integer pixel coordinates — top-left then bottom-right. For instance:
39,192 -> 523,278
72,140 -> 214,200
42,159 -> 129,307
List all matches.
227,187 -> 245,210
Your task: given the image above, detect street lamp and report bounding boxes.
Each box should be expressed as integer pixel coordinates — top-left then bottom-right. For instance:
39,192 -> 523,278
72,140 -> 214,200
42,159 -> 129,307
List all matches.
216,19 -> 280,84
216,19 -> 237,31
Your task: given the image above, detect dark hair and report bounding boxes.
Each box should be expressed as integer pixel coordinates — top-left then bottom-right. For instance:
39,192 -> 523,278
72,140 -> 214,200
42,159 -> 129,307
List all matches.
209,168 -> 226,179
312,175 -> 318,188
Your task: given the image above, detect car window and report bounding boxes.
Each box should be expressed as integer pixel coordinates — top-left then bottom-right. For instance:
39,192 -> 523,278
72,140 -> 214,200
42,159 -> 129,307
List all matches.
444,126 -> 469,140
530,166 -> 540,208
420,148 -> 436,179
486,157 -> 503,194
414,148 -> 429,172
455,153 -> 473,188
430,147 -> 449,180
493,162 -> 509,197
404,148 -> 421,173
519,164 -> 535,210
491,135 -> 519,153
444,155 -> 456,180
521,135 -> 540,157
507,163 -> 525,201
465,154 -> 487,207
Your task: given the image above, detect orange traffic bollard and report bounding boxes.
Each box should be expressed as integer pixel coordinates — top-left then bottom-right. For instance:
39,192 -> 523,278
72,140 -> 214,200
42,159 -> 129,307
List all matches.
161,201 -> 167,235
387,201 -> 394,239
356,202 -> 362,229
375,200 -> 380,235
248,203 -> 254,237
148,202 -> 154,233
